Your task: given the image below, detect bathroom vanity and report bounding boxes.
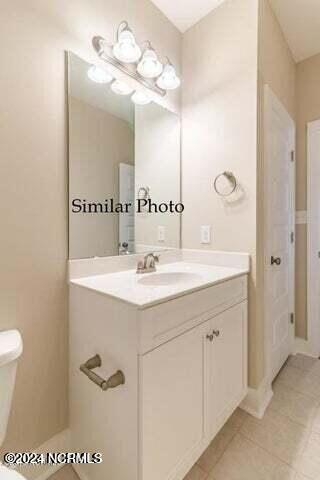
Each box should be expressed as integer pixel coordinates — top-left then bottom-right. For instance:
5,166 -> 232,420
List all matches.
69,252 -> 248,480
67,50 -> 248,480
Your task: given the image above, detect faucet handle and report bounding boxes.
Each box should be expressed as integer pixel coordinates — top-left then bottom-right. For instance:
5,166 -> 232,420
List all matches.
136,260 -> 144,273
154,254 -> 160,263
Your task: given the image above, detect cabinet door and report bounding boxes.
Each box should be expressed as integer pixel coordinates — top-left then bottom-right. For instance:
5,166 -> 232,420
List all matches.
140,323 -> 208,480
206,301 -> 248,437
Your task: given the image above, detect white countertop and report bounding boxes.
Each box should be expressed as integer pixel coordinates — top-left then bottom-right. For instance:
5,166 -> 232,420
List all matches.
70,261 -> 248,308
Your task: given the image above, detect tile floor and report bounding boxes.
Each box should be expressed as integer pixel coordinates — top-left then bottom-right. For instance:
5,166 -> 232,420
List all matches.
50,354 -> 320,480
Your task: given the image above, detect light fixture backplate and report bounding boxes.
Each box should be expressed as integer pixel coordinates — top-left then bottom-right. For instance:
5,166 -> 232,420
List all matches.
92,36 -> 166,97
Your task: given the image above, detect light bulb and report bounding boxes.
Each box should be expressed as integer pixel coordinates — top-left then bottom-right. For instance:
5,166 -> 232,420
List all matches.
113,29 -> 141,63
111,80 -> 134,95
156,63 -> 181,90
131,91 -> 151,105
87,65 -> 113,84
137,48 -> 163,79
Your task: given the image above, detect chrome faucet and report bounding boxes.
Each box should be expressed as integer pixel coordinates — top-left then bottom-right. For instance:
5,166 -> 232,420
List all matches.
136,253 -> 160,274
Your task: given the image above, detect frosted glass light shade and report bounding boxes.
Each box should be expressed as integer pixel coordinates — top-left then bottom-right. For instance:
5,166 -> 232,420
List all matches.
156,64 -> 181,90
113,30 -> 141,63
111,80 -> 134,95
137,49 -> 163,79
131,91 -> 151,105
87,65 -> 113,84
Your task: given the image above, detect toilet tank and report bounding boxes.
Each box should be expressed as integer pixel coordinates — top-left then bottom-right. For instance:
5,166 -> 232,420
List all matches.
0,330 -> 23,447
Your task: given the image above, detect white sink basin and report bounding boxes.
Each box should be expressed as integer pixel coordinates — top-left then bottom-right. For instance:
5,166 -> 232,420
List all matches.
138,272 -> 202,286
71,261 -> 249,307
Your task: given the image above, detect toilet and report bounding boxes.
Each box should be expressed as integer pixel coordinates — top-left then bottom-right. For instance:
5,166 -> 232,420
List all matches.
0,330 -> 25,479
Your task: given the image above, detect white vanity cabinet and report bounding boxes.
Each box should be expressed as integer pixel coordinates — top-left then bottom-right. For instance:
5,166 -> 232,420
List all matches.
141,301 -> 247,480
69,273 -> 248,480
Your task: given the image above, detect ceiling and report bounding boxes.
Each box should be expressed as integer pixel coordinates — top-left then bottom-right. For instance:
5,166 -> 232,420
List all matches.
151,0 -> 226,32
151,0 -> 320,62
268,0 -> 320,62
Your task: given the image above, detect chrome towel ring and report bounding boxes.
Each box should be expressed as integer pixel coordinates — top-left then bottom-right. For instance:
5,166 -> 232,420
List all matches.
137,186 -> 150,201
213,171 -> 237,197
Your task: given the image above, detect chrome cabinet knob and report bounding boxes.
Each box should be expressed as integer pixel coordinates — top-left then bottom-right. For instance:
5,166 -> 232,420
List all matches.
206,330 -> 220,342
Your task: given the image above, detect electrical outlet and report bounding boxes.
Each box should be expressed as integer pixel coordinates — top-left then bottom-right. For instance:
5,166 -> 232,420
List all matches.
201,225 -> 211,244
158,226 -> 165,242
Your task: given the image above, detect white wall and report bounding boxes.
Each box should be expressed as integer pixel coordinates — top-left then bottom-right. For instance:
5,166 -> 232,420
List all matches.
182,0 -> 260,386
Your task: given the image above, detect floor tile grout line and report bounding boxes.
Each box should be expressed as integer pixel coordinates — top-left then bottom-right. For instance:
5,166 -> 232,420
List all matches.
273,379 -> 320,407
288,356 -> 320,371
196,416 -> 244,475
280,362 -> 320,382
275,377 -> 320,402
243,403 -> 315,437
239,406 -> 314,469
268,387 -> 320,430
236,431 -> 304,476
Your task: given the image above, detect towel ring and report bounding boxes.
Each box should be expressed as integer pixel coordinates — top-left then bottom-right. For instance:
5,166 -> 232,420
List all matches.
137,186 -> 150,201
213,172 -> 237,197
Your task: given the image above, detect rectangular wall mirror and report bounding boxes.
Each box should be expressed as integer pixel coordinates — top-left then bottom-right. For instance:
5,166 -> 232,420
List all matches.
68,52 -> 181,260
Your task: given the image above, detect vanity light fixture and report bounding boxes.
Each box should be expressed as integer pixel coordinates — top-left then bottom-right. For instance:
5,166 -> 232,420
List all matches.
92,22 -> 181,97
156,59 -> 181,90
137,43 -> 163,79
131,91 -> 151,105
87,65 -> 113,84
113,21 -> 142,63
111,79 -> 134,95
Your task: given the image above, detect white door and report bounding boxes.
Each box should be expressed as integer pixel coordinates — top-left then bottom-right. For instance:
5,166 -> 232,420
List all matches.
119,163 -> 135,254
206,303 -> 248,438
308,119 -> 320,357
264,86 -> 295,382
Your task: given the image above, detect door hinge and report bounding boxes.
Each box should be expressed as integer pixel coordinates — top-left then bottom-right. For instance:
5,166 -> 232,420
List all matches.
291,151 -> 295,162
290,313 -> 295,324
290,232 -> 295,244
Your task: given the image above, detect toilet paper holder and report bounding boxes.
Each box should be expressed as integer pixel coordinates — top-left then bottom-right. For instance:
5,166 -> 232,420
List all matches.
80,354 -> 125,391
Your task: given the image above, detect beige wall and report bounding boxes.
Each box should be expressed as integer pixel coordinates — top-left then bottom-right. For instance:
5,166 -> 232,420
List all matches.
182,0 -> 260,387
0,0 -> 181,455
258,0 -> 296,120
135,103 -> 181,249
258,0 -> 320,341
258,0 -> 301,341
296,53 -> 320,338
69,97 -> 134,259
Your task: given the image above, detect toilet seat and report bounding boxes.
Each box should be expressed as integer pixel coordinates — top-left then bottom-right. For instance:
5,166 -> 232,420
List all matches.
0,465 -> 26,479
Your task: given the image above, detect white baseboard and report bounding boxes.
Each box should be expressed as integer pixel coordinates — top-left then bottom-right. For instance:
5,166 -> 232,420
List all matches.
294,337 -> 320,358
14,429 -> 71,480
240,379 -> 273,419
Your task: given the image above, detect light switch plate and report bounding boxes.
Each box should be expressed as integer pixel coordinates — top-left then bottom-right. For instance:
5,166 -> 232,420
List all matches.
158,226 -> 165,242
201,225 -> 211,244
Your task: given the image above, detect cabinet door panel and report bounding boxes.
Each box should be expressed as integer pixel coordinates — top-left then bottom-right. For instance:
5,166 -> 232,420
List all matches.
207,302 -> 247,435
141,324 -> 207,480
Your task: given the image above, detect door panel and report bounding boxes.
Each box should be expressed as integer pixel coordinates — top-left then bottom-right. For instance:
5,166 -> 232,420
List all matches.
206,302 -> 248,437
141,323 -> 207,480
